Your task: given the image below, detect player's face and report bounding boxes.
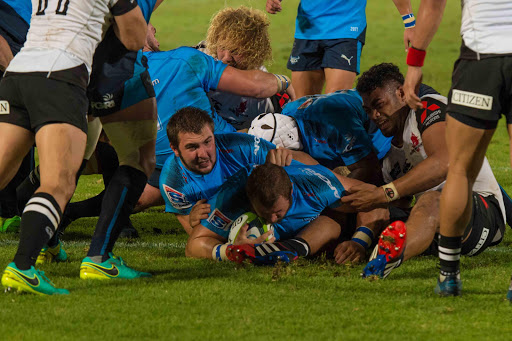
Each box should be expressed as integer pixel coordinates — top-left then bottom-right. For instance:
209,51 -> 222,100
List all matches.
362,85 -> 407,137
252,195 -> 291,224
217,43 -> 245,69
175,126 -> 217,174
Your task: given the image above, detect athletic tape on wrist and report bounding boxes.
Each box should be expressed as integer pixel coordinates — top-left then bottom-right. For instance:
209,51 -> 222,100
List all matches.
351,226 -> 374,249
402,13 -> 415,28
212,244 -> 231,261
274,74 -> 290,93
406,47 -> 426,67
381,182 -> 400,202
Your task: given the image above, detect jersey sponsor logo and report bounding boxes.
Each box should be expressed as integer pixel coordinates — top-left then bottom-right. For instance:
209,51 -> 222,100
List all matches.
297,98 -> 313,110
90,93 -> 115,110
314,138 -> 327,144
207,208 -> 232,231
451,89 -> 492,111
289,56 -> 300,64
342,133 -> 356,153
467,227 -> 489,256
152,79 -> 160,86
0,101 -> 9,114
253,136 -> 261,156
350,27 -> 359,32
410,133 -> 421,153
302,214 -> 319,223
162,184 -> 192,210
301,168 -> 341,199
420,102 -> 441,124
341,54 -> 354,65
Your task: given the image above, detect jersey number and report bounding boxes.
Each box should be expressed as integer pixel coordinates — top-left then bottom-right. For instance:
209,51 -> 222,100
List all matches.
36,0 -> 71,16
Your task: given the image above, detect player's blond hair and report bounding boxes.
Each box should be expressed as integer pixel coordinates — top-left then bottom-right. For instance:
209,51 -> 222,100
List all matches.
206,6 -> 272,70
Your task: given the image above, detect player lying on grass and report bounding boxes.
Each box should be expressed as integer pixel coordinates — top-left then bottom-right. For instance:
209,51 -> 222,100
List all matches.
29,19 -> 294,256
160,107 -> 317,235
248,89 -> 388,184
337,63 -> 507,278
185,162 -> 383,264
195,6 -> 292,130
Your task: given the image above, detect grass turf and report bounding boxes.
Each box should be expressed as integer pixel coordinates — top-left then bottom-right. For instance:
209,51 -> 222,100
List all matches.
2,0 -> 512,339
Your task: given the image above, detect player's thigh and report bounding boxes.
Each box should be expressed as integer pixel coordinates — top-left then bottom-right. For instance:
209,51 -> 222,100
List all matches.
0,123 -> 33,189
101,98 -> 157,175
461,192 -> 505,256
296,215 -> 342,254
445,115 -> 495,181
291,70 -> 324,97
287,39 -> 325,97
322,39 -> 362,91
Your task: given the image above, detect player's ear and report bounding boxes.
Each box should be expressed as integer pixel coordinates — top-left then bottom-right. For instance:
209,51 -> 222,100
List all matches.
396,85 -> 406,103
170,143 -> 180,156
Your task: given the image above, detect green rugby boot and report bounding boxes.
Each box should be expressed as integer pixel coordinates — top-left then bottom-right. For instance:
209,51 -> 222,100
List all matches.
36,241 -> 68,265
2,262 -> 69,295
80,254 -> 151,280
2,216 -> 21,233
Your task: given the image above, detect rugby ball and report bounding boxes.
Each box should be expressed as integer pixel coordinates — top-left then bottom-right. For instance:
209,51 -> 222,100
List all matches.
227,212 -> 274,244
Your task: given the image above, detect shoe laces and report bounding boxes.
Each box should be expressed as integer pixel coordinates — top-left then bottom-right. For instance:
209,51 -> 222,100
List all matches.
35,269 -> 55,286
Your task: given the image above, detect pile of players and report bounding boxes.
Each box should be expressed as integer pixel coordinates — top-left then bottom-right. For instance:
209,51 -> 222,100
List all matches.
0,0 -> 511,299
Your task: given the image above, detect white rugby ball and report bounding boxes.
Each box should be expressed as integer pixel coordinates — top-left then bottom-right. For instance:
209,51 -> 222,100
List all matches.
228,212 -> 274,244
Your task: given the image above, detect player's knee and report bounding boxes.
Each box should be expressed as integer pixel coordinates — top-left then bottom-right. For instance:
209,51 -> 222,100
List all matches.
40,170 -> 77,201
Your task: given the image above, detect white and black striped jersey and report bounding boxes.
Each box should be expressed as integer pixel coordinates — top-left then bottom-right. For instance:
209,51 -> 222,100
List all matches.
461,0 -> 512,54
7,0 -> 138,74
381,94 -> 506,222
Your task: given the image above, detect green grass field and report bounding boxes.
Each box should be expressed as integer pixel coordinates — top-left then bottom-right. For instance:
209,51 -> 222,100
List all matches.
2,1 -> 512,339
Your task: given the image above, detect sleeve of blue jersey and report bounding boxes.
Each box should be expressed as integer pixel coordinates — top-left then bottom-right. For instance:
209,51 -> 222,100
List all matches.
159,159 -> 194,215
200,165 -> 253,238
202,52 -> 228,91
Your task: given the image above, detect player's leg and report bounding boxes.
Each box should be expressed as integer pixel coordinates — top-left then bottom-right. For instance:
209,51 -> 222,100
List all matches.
81,98 -> 156,280
402,191 -> 440,261
0,35 -> 13,72
287,39 -> 324,98
227,215 -> 342,265
133,168 -> 165,213
324,69 -> 356,93
186,224 -> 227,259
322,39 -> 362,93
291,70 -> 325,98
437,115 -> 495,295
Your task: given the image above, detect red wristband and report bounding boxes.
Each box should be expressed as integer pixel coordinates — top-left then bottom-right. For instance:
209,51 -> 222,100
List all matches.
406,47 -> 426,67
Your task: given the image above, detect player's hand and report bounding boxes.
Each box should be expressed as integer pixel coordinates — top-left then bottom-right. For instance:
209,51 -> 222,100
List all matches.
266,147 -> 293,166
233,224 -> 275,244
334,240 -> 365,264
403,27 -> 415,52
286,84 -> 296,101
266,0 -> 282,14
404,66 -> 423,110
189,199 -> 210,228
341,183 -> 388,212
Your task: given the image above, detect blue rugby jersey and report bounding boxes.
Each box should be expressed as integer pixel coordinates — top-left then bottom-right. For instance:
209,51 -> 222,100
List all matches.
201,163 -> 345,240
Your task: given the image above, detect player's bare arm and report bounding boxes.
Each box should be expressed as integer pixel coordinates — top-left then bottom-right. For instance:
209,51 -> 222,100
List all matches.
404,0 -> 447,109
113,5 -> 148,51
341,121 -> 448,212
189,199 -> 210,229
175,214 -> 194,236
392,0 -> 415,52
346,152 -> 382,185
0,36 -> 13,72
217,66 -> 290,99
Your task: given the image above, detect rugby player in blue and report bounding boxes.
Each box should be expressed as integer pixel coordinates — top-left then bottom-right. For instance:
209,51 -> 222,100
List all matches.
186,162 -> 364,263
266,0 -> 366,97
160,107 -> 315,235
249,90 -> 390,184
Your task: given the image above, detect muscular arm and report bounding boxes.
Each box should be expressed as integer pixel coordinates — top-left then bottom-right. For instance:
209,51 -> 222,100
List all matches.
347,152 -> 382,185
114,6 -> 148,51
185,224 -> 226,259
0,36 -> 13,72
392,0 -> 415,51
404,0 -> 448,109
175,214 -> 193,236
217,66 -> 281,99
393,122 -> 448,196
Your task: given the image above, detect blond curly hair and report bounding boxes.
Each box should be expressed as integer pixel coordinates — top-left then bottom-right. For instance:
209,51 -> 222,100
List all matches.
206,6 -> 272,70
